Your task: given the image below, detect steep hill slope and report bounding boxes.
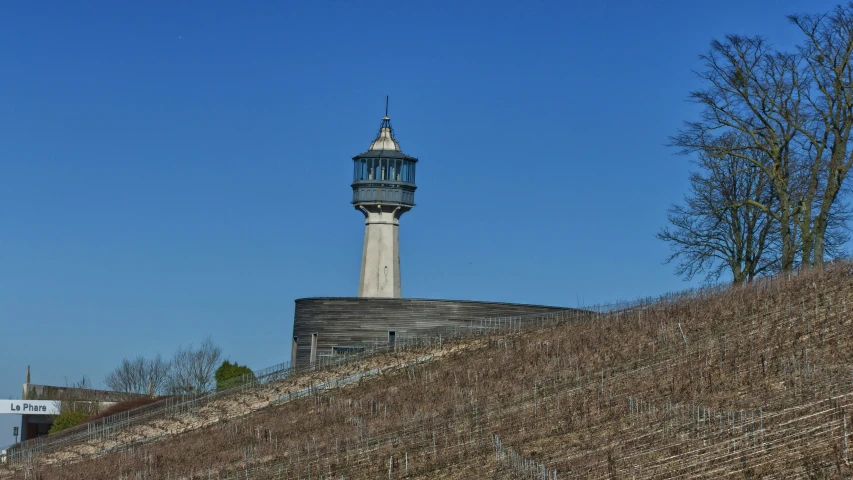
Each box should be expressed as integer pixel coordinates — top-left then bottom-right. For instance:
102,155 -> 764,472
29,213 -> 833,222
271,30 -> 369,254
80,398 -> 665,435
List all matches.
5,263 -> 853,479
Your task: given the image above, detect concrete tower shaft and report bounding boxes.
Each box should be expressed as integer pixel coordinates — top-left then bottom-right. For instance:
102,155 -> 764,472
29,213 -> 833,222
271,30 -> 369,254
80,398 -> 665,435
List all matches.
357,204 -> 406,297
351,103 -> 418,298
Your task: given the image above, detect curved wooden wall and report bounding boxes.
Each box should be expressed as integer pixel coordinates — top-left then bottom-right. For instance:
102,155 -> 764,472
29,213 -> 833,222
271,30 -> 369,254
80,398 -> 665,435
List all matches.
292,297 -> 570,366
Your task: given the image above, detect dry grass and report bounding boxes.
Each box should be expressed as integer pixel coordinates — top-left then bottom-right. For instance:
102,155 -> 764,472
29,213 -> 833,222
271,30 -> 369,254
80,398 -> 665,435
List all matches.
5,263 -> 853,479
80,397 -> 167,425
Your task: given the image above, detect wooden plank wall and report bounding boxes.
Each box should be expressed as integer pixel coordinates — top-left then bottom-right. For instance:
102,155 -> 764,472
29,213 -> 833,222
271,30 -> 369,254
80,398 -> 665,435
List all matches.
292,297 -> 573,366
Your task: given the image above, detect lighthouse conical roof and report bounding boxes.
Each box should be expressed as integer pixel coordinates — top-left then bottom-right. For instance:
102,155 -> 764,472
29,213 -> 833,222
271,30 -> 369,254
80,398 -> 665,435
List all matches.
368,116 -> 400,152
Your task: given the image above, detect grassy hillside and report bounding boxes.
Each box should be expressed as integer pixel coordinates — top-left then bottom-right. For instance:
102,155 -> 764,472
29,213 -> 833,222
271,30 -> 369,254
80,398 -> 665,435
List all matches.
5,263 -> 853,479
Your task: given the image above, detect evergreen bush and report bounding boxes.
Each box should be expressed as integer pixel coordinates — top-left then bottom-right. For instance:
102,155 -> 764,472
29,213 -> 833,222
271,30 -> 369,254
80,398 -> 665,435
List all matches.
48,410 -> 89,435
215,360 -> 255,390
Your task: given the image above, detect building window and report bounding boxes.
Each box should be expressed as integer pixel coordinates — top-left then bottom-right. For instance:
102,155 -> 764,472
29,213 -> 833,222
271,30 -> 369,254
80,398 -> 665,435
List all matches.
388,331 -> 396,348
332,346 -> 365,357
310,333 -> 318,365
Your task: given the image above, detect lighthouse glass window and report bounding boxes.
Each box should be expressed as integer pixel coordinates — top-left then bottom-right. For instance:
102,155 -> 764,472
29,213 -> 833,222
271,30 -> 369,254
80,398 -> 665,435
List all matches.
400,160 -> 415,184
354,157 -> 412,183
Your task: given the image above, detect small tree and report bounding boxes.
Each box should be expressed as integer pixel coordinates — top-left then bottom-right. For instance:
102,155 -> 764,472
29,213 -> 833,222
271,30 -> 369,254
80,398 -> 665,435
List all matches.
166,337 -> 223,395
104,354 -> 171,396
215,360 -> 255,390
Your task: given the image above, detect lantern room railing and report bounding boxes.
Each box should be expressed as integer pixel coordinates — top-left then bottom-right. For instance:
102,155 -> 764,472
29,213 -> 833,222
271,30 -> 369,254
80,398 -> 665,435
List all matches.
351,185 -> 415,206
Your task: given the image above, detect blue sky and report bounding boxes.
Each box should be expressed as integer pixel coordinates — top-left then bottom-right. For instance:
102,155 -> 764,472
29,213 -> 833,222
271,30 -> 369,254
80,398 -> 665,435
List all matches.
0,0 -> 840,448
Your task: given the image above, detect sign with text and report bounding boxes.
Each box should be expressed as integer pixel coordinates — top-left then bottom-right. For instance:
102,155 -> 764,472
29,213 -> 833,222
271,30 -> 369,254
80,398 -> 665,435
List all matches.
3,400 -> 60,415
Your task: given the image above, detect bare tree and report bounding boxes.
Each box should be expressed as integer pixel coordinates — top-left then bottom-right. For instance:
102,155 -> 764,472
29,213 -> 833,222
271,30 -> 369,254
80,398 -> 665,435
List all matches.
105,357 -> 143,394
788,4 -> 853,267
658,135 -> 780,283
146,354 -> 171,395
104,354 -> 171,396
166,337 -> 223,395
672,5 -> 853,271
671,35 -> 804,272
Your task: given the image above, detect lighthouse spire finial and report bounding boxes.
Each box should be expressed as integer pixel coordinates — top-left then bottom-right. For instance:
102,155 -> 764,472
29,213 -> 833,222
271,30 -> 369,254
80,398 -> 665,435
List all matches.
369,96 -> 400,151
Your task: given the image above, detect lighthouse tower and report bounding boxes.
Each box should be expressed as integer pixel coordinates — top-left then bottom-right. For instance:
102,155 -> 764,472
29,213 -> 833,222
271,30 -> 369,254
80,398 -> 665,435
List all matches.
351,101 -> 418,297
